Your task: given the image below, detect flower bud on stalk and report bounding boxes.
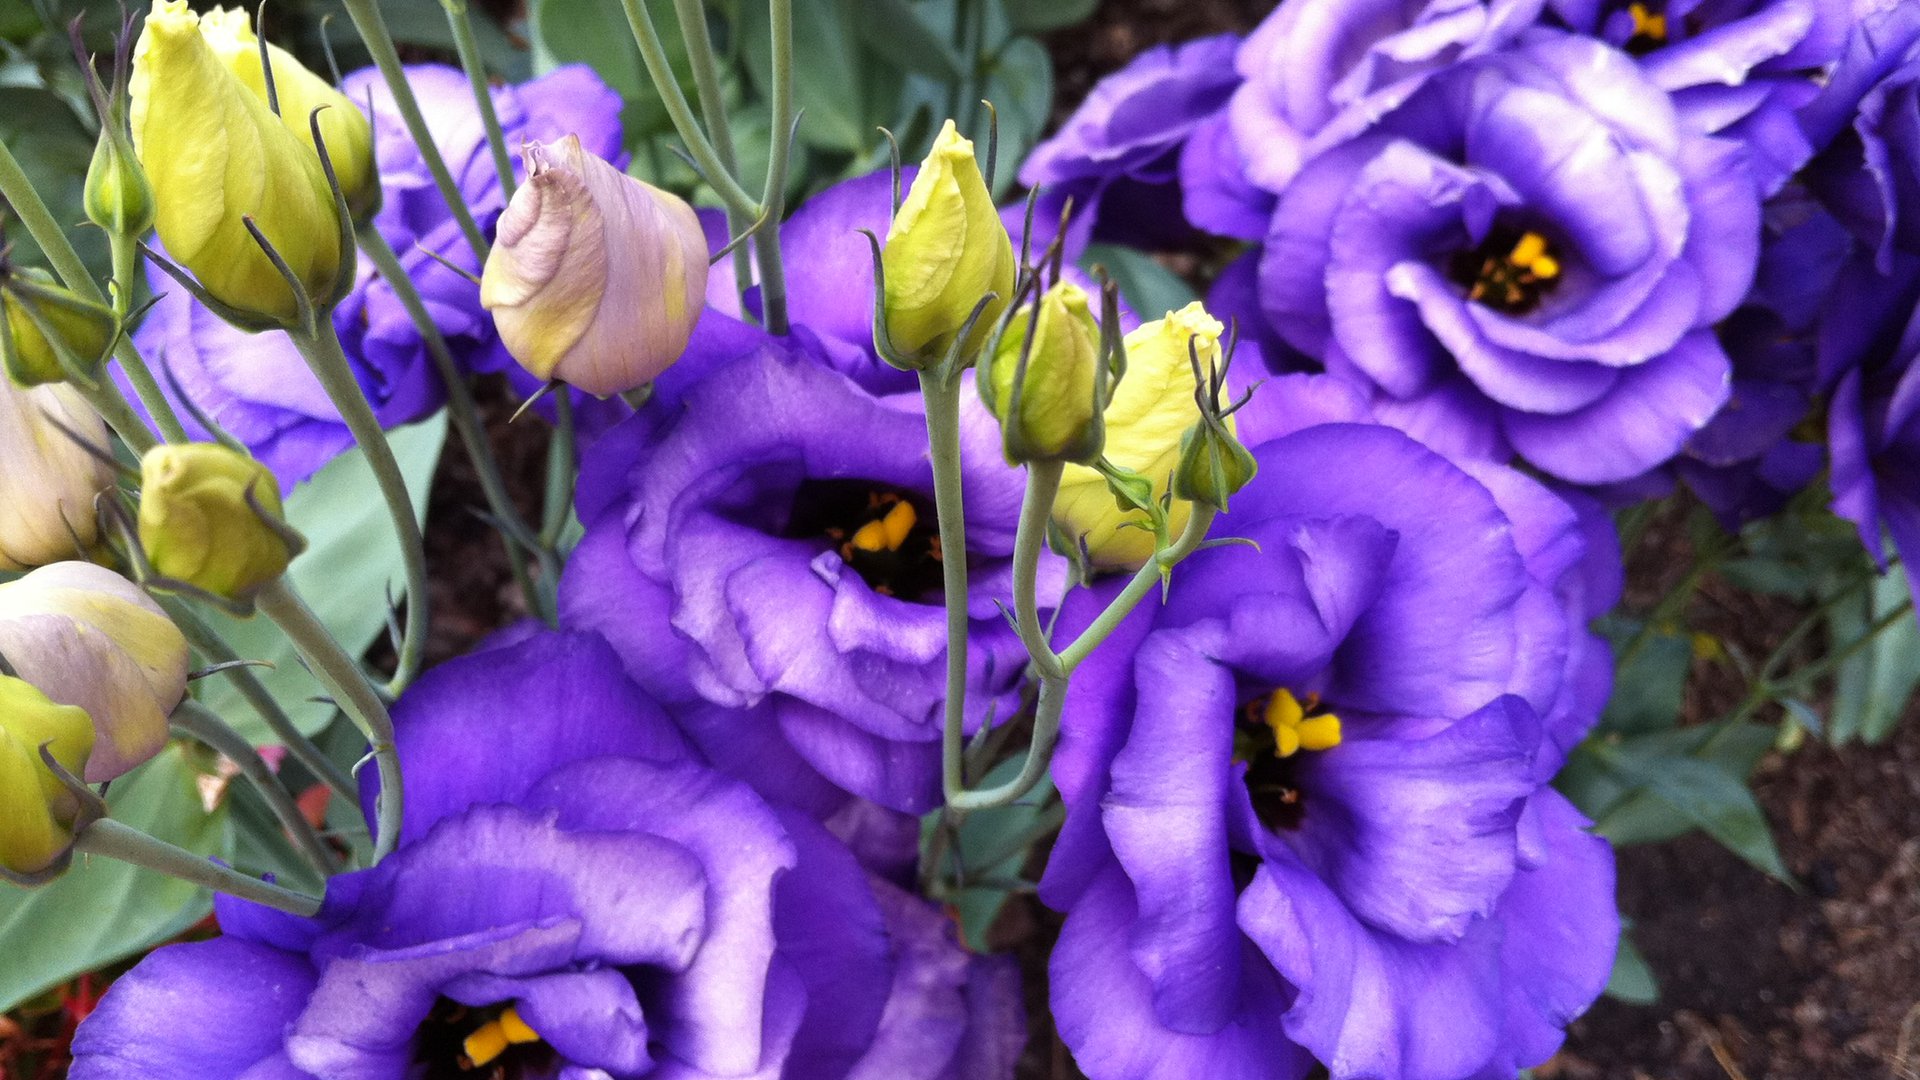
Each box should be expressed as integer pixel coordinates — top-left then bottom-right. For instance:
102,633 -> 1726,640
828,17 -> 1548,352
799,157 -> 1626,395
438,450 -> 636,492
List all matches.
0,676 -> 96,880
138,443 -> 294,603
1053,302 -> 1232,569
0,562 -> 188,783
195,7 -> 378,223
83,112 -> 157,239
130,0 -> 342,326
879,120 -> 1016,368
481,135 -> 708,397
0,380 -> 114,570
980,281 -> 1105,464
0,270 -> 117,387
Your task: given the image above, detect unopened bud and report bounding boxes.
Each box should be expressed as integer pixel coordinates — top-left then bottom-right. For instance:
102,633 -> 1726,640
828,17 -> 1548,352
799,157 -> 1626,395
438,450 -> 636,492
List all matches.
0,562 -> 187,783
138,442 -> 293,602
481,135 -> 708,397
980,281 -> 1104,463
1,271 -> 117,387
84,120 -> 157,237
1052,302 -> 1229,569
0,676 -> 95,880
880,120 -> 1015,368
130,0 -> 343,325
0,380 -> 114,571
1173,414 -> 1257,510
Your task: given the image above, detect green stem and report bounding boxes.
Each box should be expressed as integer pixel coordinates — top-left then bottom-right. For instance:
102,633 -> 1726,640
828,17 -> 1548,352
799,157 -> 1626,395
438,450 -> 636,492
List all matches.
71,374 -> 158,455
107,234 -> 190,444
441,0 -> 517,203
1057,506 -> 1218,672
668,0 -> 754,306
339,0 -> 490,261
286,319 -> 430,696
615,0 -> 761,218
74,818 -> 322,917
0,137 -> 95,296
358,226 -> 548,618
1010,460 -> 1064,676
256,579 -> 403,862
755,0 -> 794,334
541,389 -> 576,549
919,371 -> 974,805
172,699 -> 339,877
163,596 -> 359,806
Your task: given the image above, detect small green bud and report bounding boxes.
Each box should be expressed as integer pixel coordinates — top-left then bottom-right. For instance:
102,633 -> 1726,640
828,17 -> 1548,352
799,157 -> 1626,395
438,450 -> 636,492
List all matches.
138,442 -> 293,602
84,119 -> 157,237
1,270 -> 117,387
1173,415 -> 1258,511
980,281 -> 1105,464
0,675 -> 94,880
879,120 -> 1016,369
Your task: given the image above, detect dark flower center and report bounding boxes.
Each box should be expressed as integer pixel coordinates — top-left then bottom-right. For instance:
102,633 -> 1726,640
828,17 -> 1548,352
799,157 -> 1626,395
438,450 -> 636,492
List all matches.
785,480 -> 945,600
1233,689 -> 1343,833
415,998 -> 556,1080
1447,224 -> 1563,315
1623,1 -> 1668,55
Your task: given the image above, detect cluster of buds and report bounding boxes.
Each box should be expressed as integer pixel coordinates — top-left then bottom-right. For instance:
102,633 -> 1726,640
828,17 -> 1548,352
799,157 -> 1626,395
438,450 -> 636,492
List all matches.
481,135 -> 710,397
129,0 -> 374,328
976,251 -> 1125,468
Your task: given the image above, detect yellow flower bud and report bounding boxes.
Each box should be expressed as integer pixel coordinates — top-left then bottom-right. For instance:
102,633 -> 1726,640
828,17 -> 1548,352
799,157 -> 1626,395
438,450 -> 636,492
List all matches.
131,0 -> 343,324
0,380 -> 114,571
481,136 -> 709,397
1,271 -> 117,387
0,562 -> 187,782
196,7 -> 378,222
980,281 -> 1104,463
0,676 -> 95,879
1054,302 -> 1229,570
138,442 -> 293,602
881,120 -> 1015,366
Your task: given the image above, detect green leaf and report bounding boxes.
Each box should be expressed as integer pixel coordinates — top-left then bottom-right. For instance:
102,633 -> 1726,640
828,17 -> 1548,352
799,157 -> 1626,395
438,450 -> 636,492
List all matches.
852,0 -> 964,80
1597,617 -> 1693,735
1081,244 -> 1198,323
921,761 -> 1058,951
531,0 -> 688,136
739,0 -> 868,153
1604,926 -> 1659,1005
976,34 -> 1051,191
1002,0 -> 1098,33
1826,564 -> 1920,745
193,414 -> 447,744
0,745 -> 233,1013
1594,738 -> 1791,881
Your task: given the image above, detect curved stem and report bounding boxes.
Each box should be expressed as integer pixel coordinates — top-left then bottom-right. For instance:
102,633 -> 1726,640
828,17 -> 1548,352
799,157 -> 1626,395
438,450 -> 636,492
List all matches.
339,0 -> 491,261
286,318 -> 430,696
74,818 -> 322,917
1057,506 -> 1217,672
616,0 -> 761,218
755,0 -> 793,334
358,226 -> 548,619
919,371 -> 974,805
1010,460 -> 1064,677
172,699 -> 339,877
441,0 -> 517,203
257,579 -> 403,863
162,596 -> 359,806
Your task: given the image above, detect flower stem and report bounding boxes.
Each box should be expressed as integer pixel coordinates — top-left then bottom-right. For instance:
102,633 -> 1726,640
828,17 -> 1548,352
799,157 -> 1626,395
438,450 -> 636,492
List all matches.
161,595 -> 359,807
172,699 -> 339,877
919,371 -> 974,805
108,232 -> 190,444
755,0 -> 794,334
74,818 -> 322,917
256,578 -> 404,863
357,225 -> 550,619
1057,506 -> 1217,671
286,318 -> 430,696
616,0 -> 762,218
668,0 -> 755,307
338,0 -> 491,261
1009,460 -> 1064,677
441,0 -> 517,203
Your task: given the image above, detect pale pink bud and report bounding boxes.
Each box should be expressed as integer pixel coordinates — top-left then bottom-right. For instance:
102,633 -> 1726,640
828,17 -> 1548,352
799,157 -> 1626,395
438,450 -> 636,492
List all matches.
480,136 -> 708,397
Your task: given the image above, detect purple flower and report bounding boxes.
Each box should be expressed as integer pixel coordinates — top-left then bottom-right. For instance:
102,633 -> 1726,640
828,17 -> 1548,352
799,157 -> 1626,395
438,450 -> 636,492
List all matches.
125,64 -> 627,488
69,630 -> 1021,1080
559,318 -> 1059,818
1018,34 -> 1242,252
1801,3 -> 1920,268
1040,377 -> 1618,1080
1550,0 -> 1849,192
1260,30 -> 1758,485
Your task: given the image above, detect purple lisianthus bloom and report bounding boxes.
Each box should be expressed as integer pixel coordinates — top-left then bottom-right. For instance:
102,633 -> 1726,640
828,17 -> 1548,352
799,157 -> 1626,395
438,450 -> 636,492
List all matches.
1261,30 -> 1758,485
1040,376 -> 1618,1080
1801,3 -> 1920,268
69,630 -> 1022,1080
559,317 -> 1057,819
1550,0 -> 1849,192
125,64 -> 626,488
1018,34 -> 1241,252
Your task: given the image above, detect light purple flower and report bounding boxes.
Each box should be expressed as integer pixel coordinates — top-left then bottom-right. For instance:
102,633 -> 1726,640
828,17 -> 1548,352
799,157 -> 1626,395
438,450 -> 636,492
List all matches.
69,630 -> 1021,1080
1801,2 -> 1920,268
1260,30 -> 1758,484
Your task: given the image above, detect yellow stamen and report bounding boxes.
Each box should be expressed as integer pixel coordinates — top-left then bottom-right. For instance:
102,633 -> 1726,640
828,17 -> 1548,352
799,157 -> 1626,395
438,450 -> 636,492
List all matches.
499,1006 -> 540,1045
1259,689 -> 1343,759
1508,232 -> 1560,281
848,519 -> 890,552
1296,713 -> 1343,752
463,1021 -> 509,1068
1629,3 -> 1667,42
879,500 -> 916,550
